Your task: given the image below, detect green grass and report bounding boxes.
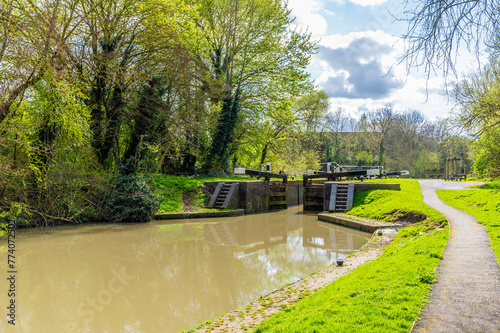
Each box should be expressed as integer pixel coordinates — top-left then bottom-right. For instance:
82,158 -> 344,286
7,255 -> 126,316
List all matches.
470,180 -> 500,190
348,179 -> 445,224
254,179 -> 448,333
438,188 -> 500,265
150,174 -> 252,213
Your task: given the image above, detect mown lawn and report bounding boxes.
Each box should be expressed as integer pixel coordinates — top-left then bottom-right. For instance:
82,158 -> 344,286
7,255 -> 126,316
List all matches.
254,179 -> 448,333
438,183 -> 500,265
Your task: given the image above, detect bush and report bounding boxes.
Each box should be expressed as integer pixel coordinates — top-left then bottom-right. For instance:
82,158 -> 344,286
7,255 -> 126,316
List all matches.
0,202 -> 30,235
105,173 -> 161,222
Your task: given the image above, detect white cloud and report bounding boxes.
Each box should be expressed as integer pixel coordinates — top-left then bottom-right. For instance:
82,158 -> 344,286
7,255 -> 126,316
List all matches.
323,73 -> 453,120
287,1 -> 455,119
314,31 -> 403,100
320,30 -> 400,52
288,0 -> 328,36
349,0 -> 389,7
319,30 -> 404,71
311,30 -> 452,119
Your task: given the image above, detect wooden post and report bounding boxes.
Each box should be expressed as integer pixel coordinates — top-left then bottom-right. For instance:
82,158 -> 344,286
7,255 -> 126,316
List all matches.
445,159 -> 449,180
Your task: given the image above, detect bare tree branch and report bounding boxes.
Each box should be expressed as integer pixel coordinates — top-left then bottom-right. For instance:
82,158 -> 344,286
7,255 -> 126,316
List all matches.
400,0 -> 500,78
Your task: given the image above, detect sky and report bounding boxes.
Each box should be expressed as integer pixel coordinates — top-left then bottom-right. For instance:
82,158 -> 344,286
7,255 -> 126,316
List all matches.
287,0 -> 481,120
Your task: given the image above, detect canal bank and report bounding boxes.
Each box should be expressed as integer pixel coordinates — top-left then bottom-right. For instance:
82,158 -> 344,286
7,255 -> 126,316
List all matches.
0,206 -> 371,333
186,179 -> 451,333
190,228 -> 397,333
154,178 -> 400,220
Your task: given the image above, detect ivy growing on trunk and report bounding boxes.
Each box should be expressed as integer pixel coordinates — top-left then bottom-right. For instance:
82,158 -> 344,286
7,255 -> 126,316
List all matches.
208,90 -> 240,172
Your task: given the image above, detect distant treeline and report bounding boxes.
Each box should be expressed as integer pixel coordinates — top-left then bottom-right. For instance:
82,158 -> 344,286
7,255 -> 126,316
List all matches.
278,106 -> 473,179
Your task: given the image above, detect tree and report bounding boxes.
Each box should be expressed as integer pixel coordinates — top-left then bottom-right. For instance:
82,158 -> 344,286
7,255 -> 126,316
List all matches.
0,0 -> 205,225
361,106 -> 396,167
414,150 -> 440,178
472,127 -> 500,176
401,0 -> 500,77
0,0 -> 84,124
388,110 -> 426,171
187,0 -> 315,172
295,90 -> 329,132
355,151 -> 373,168
134,0 -> 210,174
454,59 -> 500,137
452,57 -> 500,175
321,107 -> 352,163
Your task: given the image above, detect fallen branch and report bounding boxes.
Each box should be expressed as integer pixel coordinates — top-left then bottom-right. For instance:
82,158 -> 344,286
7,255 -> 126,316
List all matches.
24,207 -> 74,224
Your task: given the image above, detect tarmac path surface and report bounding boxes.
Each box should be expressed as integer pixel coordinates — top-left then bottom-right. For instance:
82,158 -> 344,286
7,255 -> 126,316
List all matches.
413,180 -> 500,333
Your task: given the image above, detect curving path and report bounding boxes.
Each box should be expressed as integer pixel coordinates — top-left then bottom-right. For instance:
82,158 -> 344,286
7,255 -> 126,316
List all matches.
413,180 -> 500,333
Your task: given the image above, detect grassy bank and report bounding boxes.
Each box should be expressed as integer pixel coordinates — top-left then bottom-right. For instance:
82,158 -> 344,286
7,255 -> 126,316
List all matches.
349,179 -> 445,224
151,175 -> 250,213
438,183 -> 500,265
254,179 -> 448,333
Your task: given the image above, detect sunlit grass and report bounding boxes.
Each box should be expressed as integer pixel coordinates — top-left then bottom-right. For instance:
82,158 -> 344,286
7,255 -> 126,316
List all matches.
151,174 -> 251,213
438,187 -> 500,265
254,179 -> 448,333
348,179 -> 445,224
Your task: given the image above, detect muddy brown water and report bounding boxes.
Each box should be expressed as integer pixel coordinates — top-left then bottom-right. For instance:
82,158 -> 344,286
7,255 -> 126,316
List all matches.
0,206 -> 370,333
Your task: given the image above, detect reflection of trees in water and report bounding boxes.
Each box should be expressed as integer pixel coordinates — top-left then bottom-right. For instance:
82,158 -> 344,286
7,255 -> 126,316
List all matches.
11,224 -> 159,332
8,210 -> 370,332
302,220 -> 369,260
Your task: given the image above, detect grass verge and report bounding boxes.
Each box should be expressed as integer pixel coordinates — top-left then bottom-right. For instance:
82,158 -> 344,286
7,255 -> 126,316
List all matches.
437,185 -> 500,265
150,175 -> 250,213
253,179 -> 448,333
349,179 -> 445,224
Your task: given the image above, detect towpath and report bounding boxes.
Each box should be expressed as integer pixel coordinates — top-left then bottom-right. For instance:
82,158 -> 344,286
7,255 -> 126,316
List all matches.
413,180 -> 500,333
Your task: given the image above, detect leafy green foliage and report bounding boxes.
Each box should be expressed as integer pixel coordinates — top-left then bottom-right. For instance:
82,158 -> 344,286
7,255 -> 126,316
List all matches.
413,150 -> 440,178
438,188 -> 500,265
355,150 -> 373,167
209,92 -> 241,172
295,91 -> 329,132
471,126 -> 500,177
0,0 -> 318,225
105,174 -> 161,222
0,203 -> 30,235
189,0 -> 315,171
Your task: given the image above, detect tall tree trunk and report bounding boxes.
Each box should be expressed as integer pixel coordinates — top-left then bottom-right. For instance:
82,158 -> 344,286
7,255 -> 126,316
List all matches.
260,143 -> 269,167
379,140 -> 385,167
208,90 -> 240,172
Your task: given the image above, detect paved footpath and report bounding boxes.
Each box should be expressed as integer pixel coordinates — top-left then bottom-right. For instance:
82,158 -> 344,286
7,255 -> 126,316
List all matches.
413,180 -> 500,333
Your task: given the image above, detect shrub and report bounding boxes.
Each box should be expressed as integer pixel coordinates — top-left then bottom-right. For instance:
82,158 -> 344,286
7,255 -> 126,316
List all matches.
105,173 -> 161,222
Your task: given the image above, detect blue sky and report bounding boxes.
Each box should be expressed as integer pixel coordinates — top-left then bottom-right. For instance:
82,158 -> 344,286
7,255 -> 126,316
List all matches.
287,0 -> 480,120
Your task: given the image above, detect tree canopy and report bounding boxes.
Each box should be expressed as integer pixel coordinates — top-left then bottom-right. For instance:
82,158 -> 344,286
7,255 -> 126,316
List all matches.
0,0 -> 318,225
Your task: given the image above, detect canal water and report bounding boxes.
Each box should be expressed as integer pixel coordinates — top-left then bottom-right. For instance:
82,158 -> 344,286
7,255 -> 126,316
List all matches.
0,206 -> 370,332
